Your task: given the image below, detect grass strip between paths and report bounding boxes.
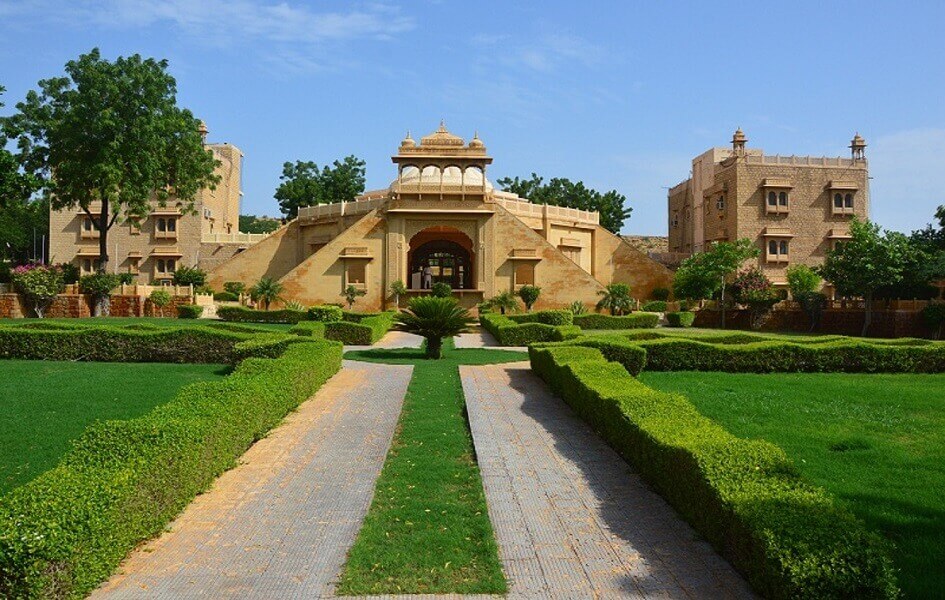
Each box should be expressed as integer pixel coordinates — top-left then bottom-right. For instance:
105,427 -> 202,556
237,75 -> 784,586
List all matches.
337,338 -> 526,595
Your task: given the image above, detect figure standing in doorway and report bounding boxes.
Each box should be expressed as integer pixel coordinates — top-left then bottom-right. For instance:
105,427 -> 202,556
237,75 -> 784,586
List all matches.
422,263 -> 433,289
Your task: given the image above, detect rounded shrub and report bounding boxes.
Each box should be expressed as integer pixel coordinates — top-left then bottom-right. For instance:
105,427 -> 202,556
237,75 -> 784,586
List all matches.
641,300 -> 667,312
213,291 -> 239,302
665,311 -> 695,327
430,282 -> 452,298
177,304 -> 204,319
308,304 -> 344,322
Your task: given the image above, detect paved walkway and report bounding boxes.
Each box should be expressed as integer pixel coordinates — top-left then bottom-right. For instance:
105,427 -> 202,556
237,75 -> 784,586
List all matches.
460,362 -> 753,599
93,360 -> 413,600
454,328 -> 526,352
345,330 -> 424,352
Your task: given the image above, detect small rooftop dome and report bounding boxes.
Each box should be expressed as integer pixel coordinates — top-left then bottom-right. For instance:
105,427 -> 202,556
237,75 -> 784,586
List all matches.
400,131 -> 416,149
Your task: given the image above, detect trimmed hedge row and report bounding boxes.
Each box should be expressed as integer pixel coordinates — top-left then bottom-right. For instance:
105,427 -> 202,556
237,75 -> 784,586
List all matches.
664,311 -> 694,327
572,312 -> 660,330
507,309 -> 574,326
528,344 -> 898,599
480,313 -> 581,346
288,321 -> 327,338
308,305 -> 344,322
640,300 -> 667,312
632,337 -> 945,373
176,304 -> 204,319
324,311 -> 396,344
0,324 -> 270,364
0,339 -> 343,598
217,306 -> 307,324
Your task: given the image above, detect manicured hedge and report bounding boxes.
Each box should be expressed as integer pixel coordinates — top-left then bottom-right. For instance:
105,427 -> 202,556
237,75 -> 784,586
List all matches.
507,309 -> 574,326
640,300 -> 667,312
176,304 -> 204,319
288,321 -> 327,338
528,345 -> 898,599
324,311 -> 395,344
633,338 -> 945,373
308,305 -> 344,322
480,313 -> 581,346
213,291 -> 239,302
664,311 -> 694,327
537,336 -> 647,376
217,305 -> 307,324
572,312 -> 660,330
0,339 -> 342,599
0,324 -> 266,364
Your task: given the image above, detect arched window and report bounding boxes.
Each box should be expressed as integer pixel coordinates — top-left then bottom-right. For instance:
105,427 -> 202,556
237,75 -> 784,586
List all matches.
844,193 -> 854,208
834,193 -> 843,208
768,191 -> 777,206
768,240 -> 778,254
779,240 -> 789,255
778,191 -> 788,206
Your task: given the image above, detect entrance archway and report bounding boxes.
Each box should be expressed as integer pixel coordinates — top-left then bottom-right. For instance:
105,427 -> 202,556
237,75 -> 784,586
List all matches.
408,226 -> 475,289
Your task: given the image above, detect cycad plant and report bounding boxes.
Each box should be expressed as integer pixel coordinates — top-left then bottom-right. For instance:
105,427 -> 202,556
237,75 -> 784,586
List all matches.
488,291 -> 519,315
251,277 -> 284,310
596,283 -> 633,315
396,296 -> 475,359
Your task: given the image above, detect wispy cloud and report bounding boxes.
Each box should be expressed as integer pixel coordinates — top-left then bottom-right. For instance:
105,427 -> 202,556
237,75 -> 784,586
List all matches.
471,31 -> 603,74
0,0 -> 415,72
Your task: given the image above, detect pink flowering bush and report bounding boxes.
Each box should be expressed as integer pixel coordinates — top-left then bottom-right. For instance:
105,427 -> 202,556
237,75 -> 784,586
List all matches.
10,264 -> 65,318
732,268 -> 781,329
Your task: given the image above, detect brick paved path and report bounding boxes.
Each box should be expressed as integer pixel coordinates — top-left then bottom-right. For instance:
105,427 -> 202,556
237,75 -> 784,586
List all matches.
346,330 -> 423,351
454,328 -> 525,352
93,360 -> 413,600
460,362 -> 754,599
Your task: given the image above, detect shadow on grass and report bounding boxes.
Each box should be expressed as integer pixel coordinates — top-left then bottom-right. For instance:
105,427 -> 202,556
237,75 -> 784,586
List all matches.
345,338 -> 527,366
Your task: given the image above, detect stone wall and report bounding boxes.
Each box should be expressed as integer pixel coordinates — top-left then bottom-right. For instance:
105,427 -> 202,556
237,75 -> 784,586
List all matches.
0,294 -> 26,318
0,293 -> 190,319
693,308 -> 931,338
144,295 -> 192,317
46,295 -> 92,318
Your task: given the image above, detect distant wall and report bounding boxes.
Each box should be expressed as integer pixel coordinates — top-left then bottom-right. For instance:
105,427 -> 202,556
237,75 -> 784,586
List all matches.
693,308 -> 932,338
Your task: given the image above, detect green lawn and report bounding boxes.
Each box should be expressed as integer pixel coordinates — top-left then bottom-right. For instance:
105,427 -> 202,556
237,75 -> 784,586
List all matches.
337,339 -> 526,595
641,371 -> 945,599
0,360 -> 228,494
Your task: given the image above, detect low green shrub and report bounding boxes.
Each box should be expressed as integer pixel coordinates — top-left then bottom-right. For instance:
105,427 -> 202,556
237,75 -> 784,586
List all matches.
634,338 -> 945,373
0,339 -> 342,599
545,336 -> 648,376
507,309 -> 574,326
573,312 -> 659,330
0,324 -> 268,364
213,291 -> 239,302
308,305 -> 344,322
480,313 -> 580,346
289,321 -> 327,338
324,311 -> 395,344
640,300 -> 667,312
665,311 -> 695,327
528,345 -> 898,599
651,287 -> 670,301
176,304 -> 204,319
217,305 -> 307,324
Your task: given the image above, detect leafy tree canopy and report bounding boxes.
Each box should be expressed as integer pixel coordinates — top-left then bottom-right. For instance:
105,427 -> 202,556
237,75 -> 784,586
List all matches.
0,85 -> 44,263
497,173 -> 632,234
238,214 -> 282,234
274,155 -> 366,219
672,239 -> 759,301
2,49 -> 219,275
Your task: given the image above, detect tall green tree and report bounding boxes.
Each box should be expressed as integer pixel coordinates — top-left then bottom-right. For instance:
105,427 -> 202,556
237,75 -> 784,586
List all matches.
497,173 -> 632,233
3,49 -> 219,291
820,218 -> 913,336
0,85 -> 43,264
274,156 -> 366,218
672,238 -> 759,328
238,214 -> 281,234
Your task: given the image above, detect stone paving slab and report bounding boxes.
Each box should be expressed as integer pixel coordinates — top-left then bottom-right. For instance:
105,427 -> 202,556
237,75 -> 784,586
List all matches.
345,330 -> 424,352
454,328 -> 526,352
460,362 -> 755,599
92,360 -> 413,600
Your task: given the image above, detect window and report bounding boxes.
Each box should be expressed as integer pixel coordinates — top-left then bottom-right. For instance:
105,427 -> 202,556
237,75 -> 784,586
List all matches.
128,258 -> 140,274
766,239 -> 790,262
156,258 -> 176,275
558,245 -> 581,265
80,258 -> 100,274
81,217 -> 99,238
156,217 -> 178,238
832,191 -> 855,215
672,213 -> 679,228
129,218 -> 141,235
766,190 -> 790,214
514,262 -> 535,286
346,261 -> 366,286
716,195 -> 725,211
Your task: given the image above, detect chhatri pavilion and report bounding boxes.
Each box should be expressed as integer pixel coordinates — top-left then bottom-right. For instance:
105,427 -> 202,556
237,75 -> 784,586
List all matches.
206,123 -> 672,310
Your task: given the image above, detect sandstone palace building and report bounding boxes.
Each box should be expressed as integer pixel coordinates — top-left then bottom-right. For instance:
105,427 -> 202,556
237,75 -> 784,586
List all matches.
667,129 -> 869,286
48,124 -> 267,284
205,124 -> 672,310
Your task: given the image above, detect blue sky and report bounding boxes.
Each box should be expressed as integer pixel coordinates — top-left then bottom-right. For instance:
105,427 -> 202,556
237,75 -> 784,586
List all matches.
1,0 -> 943,235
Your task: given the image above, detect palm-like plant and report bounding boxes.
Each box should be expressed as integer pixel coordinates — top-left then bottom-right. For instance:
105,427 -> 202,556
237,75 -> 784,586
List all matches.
342,284 -> 367,309
251,277 -> 284,311
389,279 -> 408,308
596,283 -> 633,315
487,291 -> 520,315
396,296 -> 475,359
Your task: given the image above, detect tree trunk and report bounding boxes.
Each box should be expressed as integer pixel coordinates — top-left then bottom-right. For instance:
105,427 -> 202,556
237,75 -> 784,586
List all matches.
720,277 -> 727,329
861,291 -> 873,337
426,336 -> 443,359
94,202 -> 111,317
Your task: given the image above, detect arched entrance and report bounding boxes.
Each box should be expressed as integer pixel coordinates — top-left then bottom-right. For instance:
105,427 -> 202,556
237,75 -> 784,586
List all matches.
408,226 -> 475,289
